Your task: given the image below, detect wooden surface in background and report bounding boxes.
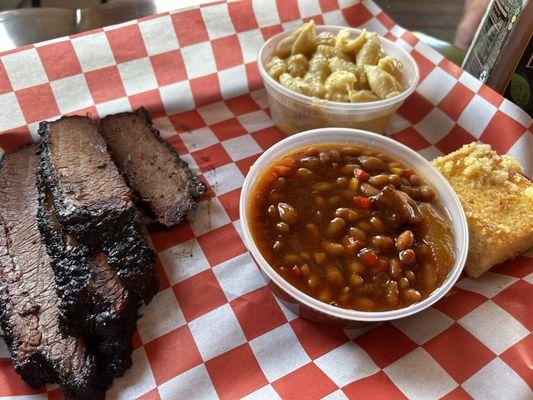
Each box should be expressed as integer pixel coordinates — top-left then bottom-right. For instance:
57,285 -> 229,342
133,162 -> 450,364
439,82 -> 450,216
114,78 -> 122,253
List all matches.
376,0 -> 465,43
0,0 -> 466,50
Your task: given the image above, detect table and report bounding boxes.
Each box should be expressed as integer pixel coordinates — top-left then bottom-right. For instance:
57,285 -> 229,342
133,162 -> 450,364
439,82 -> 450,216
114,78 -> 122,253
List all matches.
0,1 -> 530,399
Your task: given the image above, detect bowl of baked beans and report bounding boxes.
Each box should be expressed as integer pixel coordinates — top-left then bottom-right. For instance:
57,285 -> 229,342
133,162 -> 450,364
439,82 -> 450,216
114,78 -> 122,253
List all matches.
240,128 -> 468,327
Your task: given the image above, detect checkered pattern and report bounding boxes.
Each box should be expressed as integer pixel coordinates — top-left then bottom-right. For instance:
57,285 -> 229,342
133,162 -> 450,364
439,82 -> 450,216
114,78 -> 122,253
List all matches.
0,1 -> 531,399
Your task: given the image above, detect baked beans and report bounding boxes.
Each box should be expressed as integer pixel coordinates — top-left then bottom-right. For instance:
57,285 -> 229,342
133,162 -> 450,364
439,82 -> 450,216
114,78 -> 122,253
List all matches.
248,143 -> 455,311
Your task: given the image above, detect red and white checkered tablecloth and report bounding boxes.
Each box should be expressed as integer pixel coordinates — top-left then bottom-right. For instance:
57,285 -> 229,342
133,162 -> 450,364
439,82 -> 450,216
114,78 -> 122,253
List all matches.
0,0 -> 531,399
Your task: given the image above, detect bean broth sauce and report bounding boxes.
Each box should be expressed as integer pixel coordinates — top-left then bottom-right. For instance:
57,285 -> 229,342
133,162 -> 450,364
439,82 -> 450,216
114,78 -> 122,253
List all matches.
248,143 -> 455,311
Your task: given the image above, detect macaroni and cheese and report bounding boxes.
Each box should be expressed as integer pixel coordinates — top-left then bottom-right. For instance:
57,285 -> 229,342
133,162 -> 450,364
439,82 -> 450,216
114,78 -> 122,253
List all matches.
265,21 -> 405,103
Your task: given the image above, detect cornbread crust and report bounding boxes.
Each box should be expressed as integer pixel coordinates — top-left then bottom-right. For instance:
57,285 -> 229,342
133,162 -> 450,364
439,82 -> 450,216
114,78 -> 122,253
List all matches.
433,143 -> 533,277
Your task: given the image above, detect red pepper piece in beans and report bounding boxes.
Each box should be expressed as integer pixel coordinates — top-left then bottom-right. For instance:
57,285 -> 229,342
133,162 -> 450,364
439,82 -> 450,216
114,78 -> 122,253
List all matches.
353,196 -> 372,209
355,168 -> 370,182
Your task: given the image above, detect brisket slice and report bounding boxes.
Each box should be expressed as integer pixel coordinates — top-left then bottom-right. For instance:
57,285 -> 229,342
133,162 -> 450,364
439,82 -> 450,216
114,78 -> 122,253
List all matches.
38,116 -> 134,242
37,183 -> 137,378
0,145 -> 106,400
39,116 -> 158,302
99,108 -> 206,227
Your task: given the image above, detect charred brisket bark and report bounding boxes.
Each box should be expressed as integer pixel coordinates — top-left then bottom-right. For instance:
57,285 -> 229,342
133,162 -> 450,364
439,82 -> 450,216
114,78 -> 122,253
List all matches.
37,182 -> 138,378
99,108 -> 206,227
38,116 -> 158,302
0,145 -> 106,400
39,116 -> 134,242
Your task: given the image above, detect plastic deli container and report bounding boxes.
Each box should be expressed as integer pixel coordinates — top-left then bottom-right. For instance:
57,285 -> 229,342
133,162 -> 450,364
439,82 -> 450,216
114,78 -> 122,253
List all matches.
240,128 -> 468,328
258,26 -> 420,136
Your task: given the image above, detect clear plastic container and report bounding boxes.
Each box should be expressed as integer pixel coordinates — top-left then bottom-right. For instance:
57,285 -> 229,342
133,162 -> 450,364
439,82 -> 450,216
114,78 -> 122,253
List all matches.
258,26 -> 420,135
240,128 -> 468,326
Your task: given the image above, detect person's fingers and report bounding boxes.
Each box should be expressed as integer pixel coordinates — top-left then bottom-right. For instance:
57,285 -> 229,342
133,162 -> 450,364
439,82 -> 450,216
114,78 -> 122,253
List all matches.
454,0 -> 490,49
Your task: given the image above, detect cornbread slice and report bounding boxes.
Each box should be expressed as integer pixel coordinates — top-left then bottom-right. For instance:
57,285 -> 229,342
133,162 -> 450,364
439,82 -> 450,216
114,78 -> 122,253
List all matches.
433,143 -> 533,277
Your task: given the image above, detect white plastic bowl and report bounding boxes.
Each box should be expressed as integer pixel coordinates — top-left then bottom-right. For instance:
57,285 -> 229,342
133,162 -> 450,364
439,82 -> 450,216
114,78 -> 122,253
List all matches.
258,25 -> 420,135
240,128 -> 468,327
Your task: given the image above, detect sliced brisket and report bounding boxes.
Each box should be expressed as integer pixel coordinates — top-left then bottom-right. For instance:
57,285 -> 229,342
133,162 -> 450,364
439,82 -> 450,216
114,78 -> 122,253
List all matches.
37,185 -> 137,378
0,145 -> 105,400
39,116 -> 158,302
99,108 -> 206,226
39,116 -> 134,241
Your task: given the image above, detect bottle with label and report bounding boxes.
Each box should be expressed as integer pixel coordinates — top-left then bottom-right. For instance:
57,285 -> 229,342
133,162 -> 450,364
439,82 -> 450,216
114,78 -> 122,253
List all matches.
462,0 -> 532,116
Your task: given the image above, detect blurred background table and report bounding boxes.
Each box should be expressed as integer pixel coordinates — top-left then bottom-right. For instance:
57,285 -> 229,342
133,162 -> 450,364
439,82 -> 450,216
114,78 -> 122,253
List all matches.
0,0 -> 467,64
